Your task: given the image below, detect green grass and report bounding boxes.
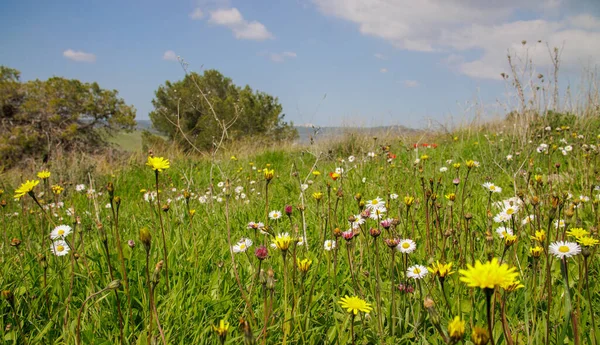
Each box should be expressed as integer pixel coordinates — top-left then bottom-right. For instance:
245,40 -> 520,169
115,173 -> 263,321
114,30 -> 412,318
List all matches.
1,126 -> 600,344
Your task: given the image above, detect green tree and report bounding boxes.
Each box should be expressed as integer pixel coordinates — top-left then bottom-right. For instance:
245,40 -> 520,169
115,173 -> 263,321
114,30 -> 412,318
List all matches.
149,69 -> 297,151
0,66 -> 136,168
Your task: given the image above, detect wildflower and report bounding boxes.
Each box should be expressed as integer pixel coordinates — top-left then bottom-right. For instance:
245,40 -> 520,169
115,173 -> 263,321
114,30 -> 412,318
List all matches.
312,170 -> 321,176
428,261 -> 454,279
146,156 -> 170,172
366,197 -> 385,210
263,168 -> 274,181
448,316 -> 466,343
445,193 -> 456,202
312,192 -> 323,201
367,152 -> 376,158
506,154 -> 513,161
338,295 -> 372,315
530,246 -> 543,258
350,214 -> 365,228
453,163 -> 461,169
553,219 -> 566,229
50,225 -> 72,239
348,155 -> 355,162
521,214 -> 535,225
342,230 -> 355,241
502,280 -> 525,292
380,218 -> 393,229
396,239 -> 416,254
404,196 -> 415,206
254,245 -> 268,260
567,227 -> 589,239
324,240 -> 336,251
482,182 -> 502,193
232,238 -> 253,253
14,180 -> 40,199
577,236 -> 599,247
466,160 -> 479,168
493,212 -> 510,223
37,170 -> 51,179
75,184 -> 86,192
269,210 -> 282,220
504,234 -> 517,247
52,185 -> 64,195
549,241 -> 581,259
329,172 -> 340,180
297,258 -> 312,273
530,229 -> 546,243
369,206 -> 386,220
502,204 -> 518,216
390,193 -> 398,200
50,240 -> 70,256
459,258 -> 519,289
213,319 -> 229,344
406,264 -> 428,279
471,326 -> 490,345
495,227 -> 513,238
284,205 -> 293,216
440,167 -> 448,173
273,233 -> 293,251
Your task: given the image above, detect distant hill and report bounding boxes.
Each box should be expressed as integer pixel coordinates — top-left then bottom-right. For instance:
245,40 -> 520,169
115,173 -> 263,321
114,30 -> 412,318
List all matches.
134,119 -> 416,144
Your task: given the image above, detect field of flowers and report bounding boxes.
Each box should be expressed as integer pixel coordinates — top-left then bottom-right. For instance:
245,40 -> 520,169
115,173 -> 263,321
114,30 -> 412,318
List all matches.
1,126 -> 599,344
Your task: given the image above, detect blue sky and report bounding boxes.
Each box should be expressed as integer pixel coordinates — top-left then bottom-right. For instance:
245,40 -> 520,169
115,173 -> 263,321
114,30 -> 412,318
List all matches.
1,0 -> 599,128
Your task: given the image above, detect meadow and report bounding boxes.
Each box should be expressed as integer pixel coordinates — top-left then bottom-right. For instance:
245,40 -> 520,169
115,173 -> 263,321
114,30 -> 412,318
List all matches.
1,122 -> 600,345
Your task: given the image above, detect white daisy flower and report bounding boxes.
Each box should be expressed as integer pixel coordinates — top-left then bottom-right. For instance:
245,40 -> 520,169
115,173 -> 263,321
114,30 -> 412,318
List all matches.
199,196 -> 207,204
301,184 -> 308,191
350,215 -> 365,228
50,240 -> 70,256
580,196 -> 590,203
501,204 -> 519,217
389,193 -> 399,200
564,145 -> 572,152
324,240 -> 336,251
493,212 -> 511,223
482,182 -> 502,193
367,152 -> 376,158
521,214 -> 535,225
406,264 -> 428,279
396,239 -> 417,254
439,167 -> 448,173
235,186 -> 244,194
554,219 -> 565,228
75,184 -> 86,192
105,203 -> 112,209
269,210 -> 282,220
335,167 -> 344,175
50,225 -> 72,239
495,227 -> 513,238
217,182 -> 224,188
369,206 -> 387,220
348,155 -> 355,163
366,197 -> 385,210
549,241 -> 581,259
232,238 -> 253,253
506,155 -> 513,161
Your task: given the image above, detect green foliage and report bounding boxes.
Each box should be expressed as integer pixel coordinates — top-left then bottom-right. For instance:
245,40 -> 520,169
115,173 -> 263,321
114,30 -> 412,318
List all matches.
0,66 -> 136,168
149,69 -> 297,151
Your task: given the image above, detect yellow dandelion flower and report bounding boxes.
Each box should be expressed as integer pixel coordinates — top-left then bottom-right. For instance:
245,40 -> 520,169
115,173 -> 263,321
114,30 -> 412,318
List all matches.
448,316 -> 465,342
577,236 -> 599,247
312,170 -> 321,176
14,180 -> 40,199
530,246 -> 543,258
453,163 -> 461,169
212,319 -> 229,337
502,280 -> 525,292
263,168 -> 275,181
404,196 -> 415,206
312,192 -> 323,201
459,258 -> 519,290
428,261 -> 454,279
471,326 -> 490,345
504,234 -> 517,247
530,230 -> 545,243
567,228 -> 589,239
338,295 -> 372,315
51,185 -> 64,195
146,156 -> 170,172
297,258 -> 312,273
273,233 -> 293,251
37,170 -> 51,179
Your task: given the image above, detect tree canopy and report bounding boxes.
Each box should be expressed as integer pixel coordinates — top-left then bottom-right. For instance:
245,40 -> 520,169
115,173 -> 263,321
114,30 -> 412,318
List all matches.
0,66 -> 136,168
149,69 -> 297,151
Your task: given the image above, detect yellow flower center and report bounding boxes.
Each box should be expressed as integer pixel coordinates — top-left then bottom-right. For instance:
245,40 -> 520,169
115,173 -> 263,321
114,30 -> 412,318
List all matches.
58,230 -> 64,235
56,245 -> 65,252
371,200 -> 378,205
402,242 -> 410,249
558,245 -> 569,253
489,185 -> 496,190
239,244 -> 246,250
413,268 -> 421,274
506,208 -> 514,215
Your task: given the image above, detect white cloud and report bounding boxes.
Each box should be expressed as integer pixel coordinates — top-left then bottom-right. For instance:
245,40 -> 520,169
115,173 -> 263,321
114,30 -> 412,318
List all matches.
208,8 -> 273,41
313,0 -> 600,79
189,8 -> 204,20
270,51 -> 297,62
379,68 -> 388,73
63,49 -> 96,63
403,80 -> 419,88
374,53 -> 387,60
163,50 -> 178,61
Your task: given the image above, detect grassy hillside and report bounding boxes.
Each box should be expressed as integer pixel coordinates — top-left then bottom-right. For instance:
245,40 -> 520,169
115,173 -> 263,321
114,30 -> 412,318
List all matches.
2,120 -> 600,344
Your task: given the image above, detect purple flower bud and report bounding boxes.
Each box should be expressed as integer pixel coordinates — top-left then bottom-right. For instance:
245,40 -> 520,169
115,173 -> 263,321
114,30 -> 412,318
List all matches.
342,230 -> 355,241
452,178 -> 460,186
127,240 -> 135,248
255,245 -> 268,260
380,219 -> 392,229
284,205 -> 293,216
